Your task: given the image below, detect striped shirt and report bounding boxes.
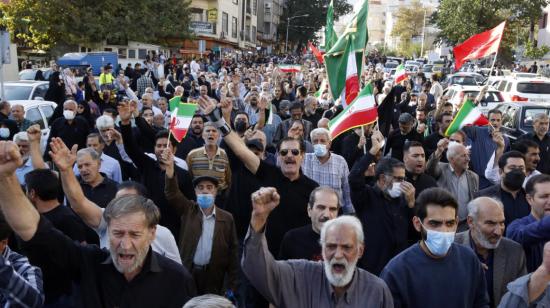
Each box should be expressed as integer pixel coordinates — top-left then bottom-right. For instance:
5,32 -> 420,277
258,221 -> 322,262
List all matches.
302,152 -> 355,214
0,246 -> 44,308
186,146 -> 231,191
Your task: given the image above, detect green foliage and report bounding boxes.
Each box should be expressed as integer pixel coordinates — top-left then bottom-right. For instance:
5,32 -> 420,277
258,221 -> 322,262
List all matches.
0,0 -> 192,51
278,0 -> 353,48
524,41 -> 550,59
398,42 -> 422,58
391,1 -> 426,41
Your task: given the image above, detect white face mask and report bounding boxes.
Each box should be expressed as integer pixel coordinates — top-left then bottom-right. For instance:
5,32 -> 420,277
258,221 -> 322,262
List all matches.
63,110 -> 75,120
387,182 -> 402,198
0,127 -> 9,139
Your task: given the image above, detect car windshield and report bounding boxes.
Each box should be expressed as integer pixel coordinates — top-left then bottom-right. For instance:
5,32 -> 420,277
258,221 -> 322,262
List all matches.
423,65 -> 433,72
451,76 -> 477,86
3,85 -> 32,100
524,108 -> 550,127
517,82 -> 550,94
464,91 -> 503,102
385,62 -> 398,69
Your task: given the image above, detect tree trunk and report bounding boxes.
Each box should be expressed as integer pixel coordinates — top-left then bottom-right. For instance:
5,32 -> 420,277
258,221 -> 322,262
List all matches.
529,18 -> 536,44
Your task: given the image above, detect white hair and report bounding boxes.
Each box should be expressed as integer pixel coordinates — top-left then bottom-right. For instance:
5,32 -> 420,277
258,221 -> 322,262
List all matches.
63,100 -> 77,108
310,127 -> 330,141
96,115 -> 114,130
77,147 -> 100,161
320,215 -> 364,245
446,141 -> 466,161
183,294 -> 235,308
467,197 -> 504,220
13,131 -> 28,143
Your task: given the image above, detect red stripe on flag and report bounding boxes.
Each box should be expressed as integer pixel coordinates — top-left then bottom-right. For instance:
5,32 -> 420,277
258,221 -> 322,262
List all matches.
345,75 -> 359,105
330,108 -> 378,139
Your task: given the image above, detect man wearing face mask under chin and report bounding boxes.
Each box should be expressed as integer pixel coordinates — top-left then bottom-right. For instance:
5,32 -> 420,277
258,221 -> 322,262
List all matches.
348,130 -> 416,275
476,151 -> 531,228
44,100 -> 90,161
380,187 -> 490,308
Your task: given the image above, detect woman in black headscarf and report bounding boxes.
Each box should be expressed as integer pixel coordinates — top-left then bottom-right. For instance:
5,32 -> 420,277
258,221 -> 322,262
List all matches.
45,71 -> 67,123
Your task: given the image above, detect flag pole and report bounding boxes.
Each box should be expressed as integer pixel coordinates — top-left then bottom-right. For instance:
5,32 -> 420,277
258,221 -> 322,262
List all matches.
361,125 -> 366,154
488,50 -> 499,77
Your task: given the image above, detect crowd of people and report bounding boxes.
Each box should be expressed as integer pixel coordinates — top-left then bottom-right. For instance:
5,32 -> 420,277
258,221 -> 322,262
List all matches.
0,53 -> 550,308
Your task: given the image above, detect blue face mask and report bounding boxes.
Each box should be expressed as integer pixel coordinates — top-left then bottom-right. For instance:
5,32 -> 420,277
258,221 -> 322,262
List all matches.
313,144 -> 328,157
196,194 -> 215,209
421,222 -> 455,256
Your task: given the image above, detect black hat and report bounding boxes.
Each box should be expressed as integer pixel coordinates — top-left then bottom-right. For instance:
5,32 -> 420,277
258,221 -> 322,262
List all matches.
192,176 -> 219,188
246,139 -> 264,152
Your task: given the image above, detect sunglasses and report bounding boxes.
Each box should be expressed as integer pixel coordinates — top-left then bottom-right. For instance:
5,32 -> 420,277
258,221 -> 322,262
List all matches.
279,149 -> 300,156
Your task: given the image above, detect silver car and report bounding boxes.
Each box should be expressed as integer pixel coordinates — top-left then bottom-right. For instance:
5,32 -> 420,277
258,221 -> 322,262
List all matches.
2,81 -> 50,101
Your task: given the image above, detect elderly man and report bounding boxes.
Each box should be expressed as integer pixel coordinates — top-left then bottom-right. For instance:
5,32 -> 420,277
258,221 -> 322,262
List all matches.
45,100 -> 90,160
507,174 -> 550,272
10,104 -> 32,132
426,139 -> 479,229
0,101 -> 18,140
199,97 -> 318,257
164,149 -> 239,296
73,133 -> 122,183
518,112 -> 550,174
381,188 -> 490,307
14,126 -> 47,185
302,128 -> 353,214
186,123 -> 231,197
349,132 -> 416,275
279,186 -> 340,261
244,187 -> 393,307
49,137 -> 181,264
476,151 -> 530,227
73,147 -> 118,208
455,197 -> 527,307
0,140 -> 196,307
384,113 -> 423,161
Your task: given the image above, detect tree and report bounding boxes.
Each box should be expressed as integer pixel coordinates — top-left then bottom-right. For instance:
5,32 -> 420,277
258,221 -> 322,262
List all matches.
0,0 -> 192,51
524,41 -> 550,59
391,1 -> 429,57
278,0 -> 352,51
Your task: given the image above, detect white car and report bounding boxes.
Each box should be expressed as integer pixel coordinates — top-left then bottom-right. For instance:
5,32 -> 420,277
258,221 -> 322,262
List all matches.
9,100 -> 57,152
493,77 -> 550,102
3,81 -> 50,101
442,85 -> 504,114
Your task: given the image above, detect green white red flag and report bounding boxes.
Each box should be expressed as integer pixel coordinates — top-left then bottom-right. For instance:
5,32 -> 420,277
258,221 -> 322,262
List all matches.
278,64 -> 301,73
444,100 -> 489,136
328,83 -> 378,139
169,96 -> 182,112
394,64 -> 407,84
315,78 -> 328,98
169,103 -> 198,142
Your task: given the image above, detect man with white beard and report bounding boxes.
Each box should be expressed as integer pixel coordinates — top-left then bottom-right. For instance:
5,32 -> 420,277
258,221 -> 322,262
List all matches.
455,197 -> 526,307
243,187 -> 393,308
0,140 -> 196,307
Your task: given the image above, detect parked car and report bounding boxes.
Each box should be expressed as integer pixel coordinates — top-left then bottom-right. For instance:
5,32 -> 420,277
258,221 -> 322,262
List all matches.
9,100 -> 57,151
441,72 -> 485,89
442,85 -> 504,114
384,61 -> 399,73
422,64 -> 434,79
494,102 -> 550,142
493,77 -> 550,102
18,68 -> 54,81
2,81 -> 50,101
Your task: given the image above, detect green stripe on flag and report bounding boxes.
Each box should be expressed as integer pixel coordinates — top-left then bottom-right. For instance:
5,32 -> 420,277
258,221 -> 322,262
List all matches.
177,103 -> 198,115
444,100 -> 476,136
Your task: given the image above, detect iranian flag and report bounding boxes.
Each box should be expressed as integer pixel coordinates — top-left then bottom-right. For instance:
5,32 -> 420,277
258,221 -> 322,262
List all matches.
444,100 -> 489,136
328,83 -> 378,139
169,103 -> 198,142
315,78 -> 328,97
394,64 -> 407,84
278,64 -> 301,73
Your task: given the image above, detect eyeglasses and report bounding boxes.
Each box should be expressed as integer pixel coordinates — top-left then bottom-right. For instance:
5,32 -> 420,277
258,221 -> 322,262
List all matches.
279,149 -> 300,156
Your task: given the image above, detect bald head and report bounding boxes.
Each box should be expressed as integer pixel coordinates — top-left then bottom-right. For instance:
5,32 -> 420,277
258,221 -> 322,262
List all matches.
467,197 -> 504,221
466,197 -> 505,249
317,118 -> 330,130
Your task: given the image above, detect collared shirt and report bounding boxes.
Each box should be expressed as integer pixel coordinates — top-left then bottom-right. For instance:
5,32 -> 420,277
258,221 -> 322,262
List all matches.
193,207 -> 216,266
448,165 -> 470,221
78,174 -> 119,208
302,152 -> 354,213
507,214 -> 550,272
137,76 -> 154,97
242,228 -> 394,308
15,158 -> 34,186
0,246 -> 44,308
518,132 -> 550,174
23,217 -> 195,307
186,146 -> 231,191
73,153 -> 123,183
14,118 -> 32,132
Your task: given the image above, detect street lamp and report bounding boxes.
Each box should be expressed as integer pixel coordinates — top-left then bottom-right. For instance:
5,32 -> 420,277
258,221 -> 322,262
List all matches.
285,14 -> 309,54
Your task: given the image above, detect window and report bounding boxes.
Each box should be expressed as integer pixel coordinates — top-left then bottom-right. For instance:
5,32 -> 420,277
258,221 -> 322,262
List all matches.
80,46 -> 86,52
252,26 -> 256,43
501,106 -> 517,129
32,85 -> 48,99
104,48 -> 112,52
128,49 -> 136,59
25,108 -> 44,128
541,13 -> 548,29
223,12 -> 229,35
118,48 -> 127,59
40,105 -> 54,125
517,82 -> 550,94
497,81 -> 507,91
253,0 -> 257,15
138,49 -> 147,59
524,108 -> 550,127
232,17 -> 238,38
191,8 -> 204,22
245,25 -> 251,41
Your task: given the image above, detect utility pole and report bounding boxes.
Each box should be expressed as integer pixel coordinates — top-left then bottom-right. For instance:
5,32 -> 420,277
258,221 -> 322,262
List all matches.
420,7 -> 426,58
